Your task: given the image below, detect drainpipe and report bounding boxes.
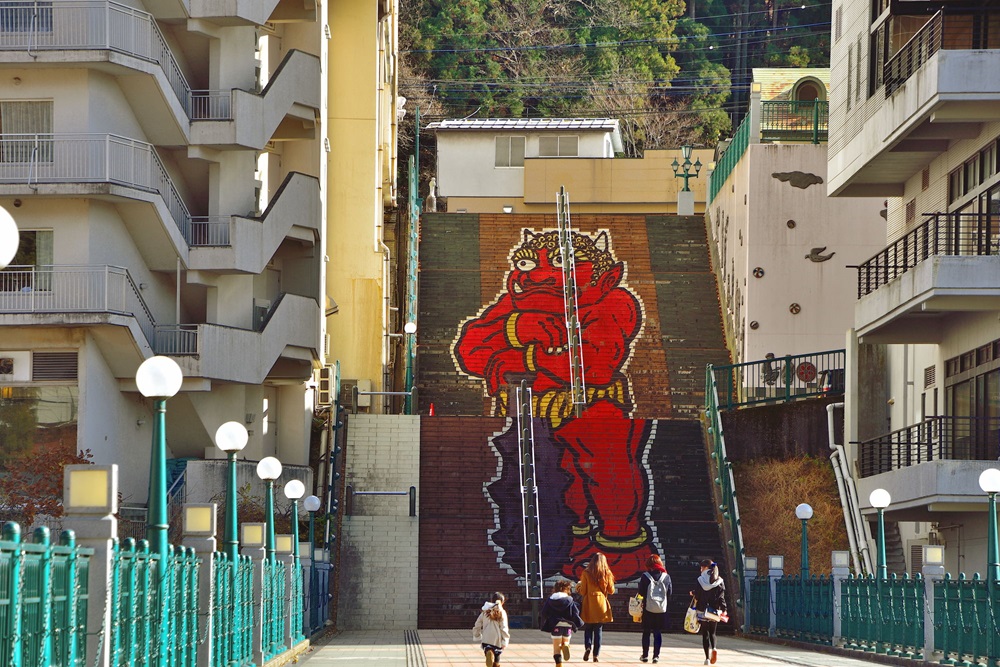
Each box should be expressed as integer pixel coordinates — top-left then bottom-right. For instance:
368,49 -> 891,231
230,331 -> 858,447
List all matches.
828,401 -> 874,575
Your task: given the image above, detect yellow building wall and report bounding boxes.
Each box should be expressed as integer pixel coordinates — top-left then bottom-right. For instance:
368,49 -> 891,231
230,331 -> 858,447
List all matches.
326,0 -> 385,389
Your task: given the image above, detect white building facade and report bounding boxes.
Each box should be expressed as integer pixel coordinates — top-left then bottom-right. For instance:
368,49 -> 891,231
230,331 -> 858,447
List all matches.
0,0 -> 326,504
829,0 -> 1000,576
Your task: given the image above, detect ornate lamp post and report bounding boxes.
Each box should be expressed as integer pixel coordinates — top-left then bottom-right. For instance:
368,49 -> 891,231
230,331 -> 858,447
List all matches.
979,469 -> 1000,588
135,355 -> 183,667
303,494 -> 321,631
869,488 -> 891,580
284,480 -> 305,642
0,205 -> 19,269
256,457 -> 283,564
214,422 -> 248,561
795,503 -> 814,578
671,145 -> 703,192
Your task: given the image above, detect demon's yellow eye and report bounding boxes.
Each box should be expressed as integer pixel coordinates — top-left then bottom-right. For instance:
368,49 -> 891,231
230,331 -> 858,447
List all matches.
550,253 -> 564,268
515,258 -> 537,271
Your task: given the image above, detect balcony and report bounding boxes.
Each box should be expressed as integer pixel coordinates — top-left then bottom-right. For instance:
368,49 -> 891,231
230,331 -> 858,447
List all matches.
830,9 -> 1000,196
855,416 -> 1000,518
188,172 -> 321,273
171,292 -> 320,383
190,50 -> 320,150
0,264 -> 168,355
854,212 -> 1000,342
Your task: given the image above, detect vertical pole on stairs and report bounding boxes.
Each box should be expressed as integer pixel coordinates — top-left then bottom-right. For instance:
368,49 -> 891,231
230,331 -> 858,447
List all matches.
516,380 -> 544,602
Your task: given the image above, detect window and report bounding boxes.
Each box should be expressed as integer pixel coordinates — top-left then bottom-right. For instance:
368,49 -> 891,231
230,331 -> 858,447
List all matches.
1,229 -> 53,292
793,80 -> 824,102
0,1 -> 53,33
538,135 -> 579,157
835,6 -> 842,42
0,100 -> 53,163
847,45 -> 853,110
495,136 -> 525,168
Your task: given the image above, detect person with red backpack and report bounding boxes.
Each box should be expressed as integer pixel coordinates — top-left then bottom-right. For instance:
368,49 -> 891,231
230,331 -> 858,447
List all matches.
638,555 -> 672,663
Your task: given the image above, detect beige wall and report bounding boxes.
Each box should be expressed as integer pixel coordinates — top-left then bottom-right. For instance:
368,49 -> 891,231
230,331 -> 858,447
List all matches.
325,0 -> 393,392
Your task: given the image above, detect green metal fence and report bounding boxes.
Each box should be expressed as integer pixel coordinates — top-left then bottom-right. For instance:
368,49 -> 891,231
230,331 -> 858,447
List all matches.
1,523 -> 92,667
746,575 -> 770,635
109,539 -> 201,667
760,100 -> 829,144
290,562 -> 304,643
711,349 -> 845,411
840,574 -> 925,656
708,112 -> 752,204
704,367 -> 746,608
934,573 -> 999,665
774,575 -> 834,644
261,559 -> 286,660
210,552 -> 254,667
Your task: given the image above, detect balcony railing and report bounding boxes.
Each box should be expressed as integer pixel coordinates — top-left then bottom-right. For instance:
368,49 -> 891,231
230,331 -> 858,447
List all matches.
858,416 -> 1000,478
189,216 -> 232,246
0,264 -> 201,355
855,212 -> 1000,298
760,100 -> 828,144
0,1 -> 232,120
885,10 -> 1000,96
0,133 -> 193,242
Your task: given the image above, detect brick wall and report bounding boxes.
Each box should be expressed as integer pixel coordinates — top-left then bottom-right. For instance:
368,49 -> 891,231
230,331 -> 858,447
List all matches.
338,415 -> 420,629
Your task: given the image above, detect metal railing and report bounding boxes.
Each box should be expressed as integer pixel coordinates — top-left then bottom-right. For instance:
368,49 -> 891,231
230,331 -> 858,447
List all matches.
261,559 -> 286,661
858,416 -> 1000,478
154,326 -> 199,356
885,10 -> 1000,96
308,560 -> 331,635
210,552 -> 254,667
760,100 -> 828,144
189,216 -> 232,247
934,573 -> 999,665
841,574 -> 925,656
774,575 -> 834,644
708,111 -> 752,204
856,212 -> 1000,298
745,575 -> 771,635
0,524 -> 92,667
0,1 -> 234,120
290,562 -> 304,643
704,366 -> 747,612
0,134 -> 192,242
711,349 -> 846,410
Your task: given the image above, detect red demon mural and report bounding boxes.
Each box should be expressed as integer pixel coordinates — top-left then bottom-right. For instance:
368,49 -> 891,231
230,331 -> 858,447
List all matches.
453,229 -> 659,582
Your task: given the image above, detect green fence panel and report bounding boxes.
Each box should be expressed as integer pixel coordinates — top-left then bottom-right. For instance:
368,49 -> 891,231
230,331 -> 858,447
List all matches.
708,113 -> 752,205
774,575 -> 833,644
881,574 -> 924,659
934,573 -> 999,666
0,523 -> 92,667
712,349 -> 845,410
291,562 -> 304,643
746,576 -> 770,635
211,553 -> 253,667
262,560 -> 287,660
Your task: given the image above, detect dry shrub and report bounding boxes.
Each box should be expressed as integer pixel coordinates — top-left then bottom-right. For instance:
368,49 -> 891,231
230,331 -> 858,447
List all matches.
733,456 -> 850,575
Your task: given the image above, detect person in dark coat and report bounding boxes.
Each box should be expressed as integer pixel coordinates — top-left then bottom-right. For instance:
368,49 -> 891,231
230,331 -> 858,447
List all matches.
638,554 -> 672,663
540,579 -> 585,665
691,559 -> 727,665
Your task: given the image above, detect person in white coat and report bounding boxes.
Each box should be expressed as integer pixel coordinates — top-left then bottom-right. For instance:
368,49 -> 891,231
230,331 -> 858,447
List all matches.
473,592 -> 510,667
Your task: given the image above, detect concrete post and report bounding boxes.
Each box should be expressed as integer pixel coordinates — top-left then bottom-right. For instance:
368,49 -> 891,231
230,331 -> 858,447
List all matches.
678,190 -> 695,216
922,560 -> 945,661
62,464 -> 118,667
749,85 -> 762,144
743,559 -> 758,634
241,525 -> 266,665
181,503 -> 217,667
831,551 -> 851,644
299,543 -> 312,636
767,555 -> 784,637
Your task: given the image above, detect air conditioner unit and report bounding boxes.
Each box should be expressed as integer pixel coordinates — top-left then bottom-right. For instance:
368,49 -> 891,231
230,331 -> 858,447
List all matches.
339,379 -> 372,410
317,365 -> 335,406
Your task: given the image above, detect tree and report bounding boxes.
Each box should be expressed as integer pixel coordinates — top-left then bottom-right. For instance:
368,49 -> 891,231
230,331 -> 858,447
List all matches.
0,438 -> 92,527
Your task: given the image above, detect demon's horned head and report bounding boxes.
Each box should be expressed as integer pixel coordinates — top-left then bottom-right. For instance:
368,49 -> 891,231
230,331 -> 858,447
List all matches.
506,229 -> 623,308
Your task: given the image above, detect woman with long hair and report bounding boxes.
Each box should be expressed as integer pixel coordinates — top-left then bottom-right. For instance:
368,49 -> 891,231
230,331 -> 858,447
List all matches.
577,554 -> 615,662
473,591 -> 510,667
692,559 -> 727,665
638,554 -> 672,663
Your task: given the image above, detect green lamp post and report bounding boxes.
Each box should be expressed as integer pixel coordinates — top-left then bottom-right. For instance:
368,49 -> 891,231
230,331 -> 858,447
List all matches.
869,488 -> 891,580
795,503 -> 813,578
136,355 -> 184,667
671,145 -> 703,192
979,469 -> 1000,586
0,204 -> 19,269
303,494 -> 321,632
215,421 -> 249,562
256,457 -> 283,564
284,479 -> 305,642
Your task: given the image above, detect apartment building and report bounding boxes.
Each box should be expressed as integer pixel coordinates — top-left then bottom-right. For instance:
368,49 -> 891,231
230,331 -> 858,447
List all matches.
829,0 -> 1000,575
0,0 -> 327,504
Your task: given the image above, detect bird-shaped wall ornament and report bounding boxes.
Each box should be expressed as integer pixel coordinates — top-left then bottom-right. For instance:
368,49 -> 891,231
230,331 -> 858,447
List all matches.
805,246 -> 836,262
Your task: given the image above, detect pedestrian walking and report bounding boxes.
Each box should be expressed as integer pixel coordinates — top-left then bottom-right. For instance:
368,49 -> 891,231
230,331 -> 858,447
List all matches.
692,559 -> 727,665
472,592 -> 510,667
638,554 -> 672,663
540,579 -> 585,665
578,553 -> 615,662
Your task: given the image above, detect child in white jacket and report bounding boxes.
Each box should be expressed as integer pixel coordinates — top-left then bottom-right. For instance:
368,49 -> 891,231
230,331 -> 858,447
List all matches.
473,592 -> 510,667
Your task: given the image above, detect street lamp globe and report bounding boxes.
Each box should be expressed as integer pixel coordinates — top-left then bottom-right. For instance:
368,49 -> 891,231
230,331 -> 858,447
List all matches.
403,321 -> 417,335
256,456 -> 282,481
0,205 -> 19,269
284,479 -> 305,500
795,503 -> 814,520
869,488 -> 891,509
135,356 -> 183,399
303,495 -> 322,512
979,468 -> 1000,494
215,421 -> 248,453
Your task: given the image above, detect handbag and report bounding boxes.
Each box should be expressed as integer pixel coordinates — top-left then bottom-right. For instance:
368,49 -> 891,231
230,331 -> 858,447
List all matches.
683,596 -> 701,634
628,594 -> 643,618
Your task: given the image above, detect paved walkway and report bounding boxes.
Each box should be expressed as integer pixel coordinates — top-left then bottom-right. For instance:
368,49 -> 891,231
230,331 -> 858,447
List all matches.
298,630 -> 898,666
